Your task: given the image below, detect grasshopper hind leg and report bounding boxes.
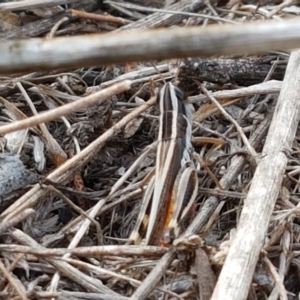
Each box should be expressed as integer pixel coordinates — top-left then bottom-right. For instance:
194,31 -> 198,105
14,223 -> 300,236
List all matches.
129,175 -> 155,245
162,162 -> 198,245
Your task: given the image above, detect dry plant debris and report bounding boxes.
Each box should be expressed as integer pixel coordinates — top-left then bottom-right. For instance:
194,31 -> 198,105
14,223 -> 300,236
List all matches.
0,0 -> 300,300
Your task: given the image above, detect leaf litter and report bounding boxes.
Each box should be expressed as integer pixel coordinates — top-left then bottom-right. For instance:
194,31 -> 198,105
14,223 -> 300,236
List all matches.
0,0 -> 299,299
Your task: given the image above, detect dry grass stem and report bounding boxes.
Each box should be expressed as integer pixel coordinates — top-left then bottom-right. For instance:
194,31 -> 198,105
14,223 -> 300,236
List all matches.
0,259 -> 27,300
0,80 -> 132,135
0,208 -> 35,234
264,256 -> 288,300
0,244 -> 166,257
199,84 -> 257,158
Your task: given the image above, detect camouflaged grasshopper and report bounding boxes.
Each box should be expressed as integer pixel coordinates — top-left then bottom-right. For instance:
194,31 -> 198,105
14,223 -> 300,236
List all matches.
129,82 -> 198,246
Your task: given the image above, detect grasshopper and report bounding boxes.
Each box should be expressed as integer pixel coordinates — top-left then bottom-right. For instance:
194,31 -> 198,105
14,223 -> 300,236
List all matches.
129,82 -> 198,246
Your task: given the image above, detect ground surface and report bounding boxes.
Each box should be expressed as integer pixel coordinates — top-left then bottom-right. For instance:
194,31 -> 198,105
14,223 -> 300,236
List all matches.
0,1 -> 299,299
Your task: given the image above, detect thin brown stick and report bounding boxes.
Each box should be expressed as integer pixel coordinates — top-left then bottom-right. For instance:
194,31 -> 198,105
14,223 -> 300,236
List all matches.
64,258 -> 181,299
0,80 -> 131,136
189,80 -> 282,104
106,0 -> 236,24
9,228 -> 118,295
44,185 -> 103,245
129,248 -> 176,300
0,259 -> 27,300
67,9 -> 132,25
199,84 -> 257,158
0,244 -> 167,257
114,0 -> 205,31
0,209 -> 34,234
264,256 -> 288,300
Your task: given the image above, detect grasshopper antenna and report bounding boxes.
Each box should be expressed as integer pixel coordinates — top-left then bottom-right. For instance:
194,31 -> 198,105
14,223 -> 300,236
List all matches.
150,61 -> 167,85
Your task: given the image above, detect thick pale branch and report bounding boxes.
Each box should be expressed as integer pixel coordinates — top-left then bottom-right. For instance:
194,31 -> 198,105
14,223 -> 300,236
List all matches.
1,19 -> 300,74
211,50 -> 300,300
